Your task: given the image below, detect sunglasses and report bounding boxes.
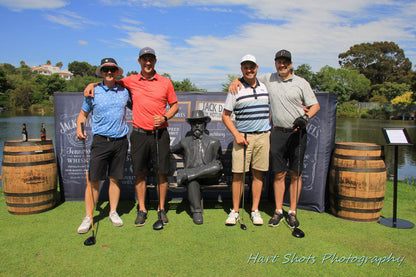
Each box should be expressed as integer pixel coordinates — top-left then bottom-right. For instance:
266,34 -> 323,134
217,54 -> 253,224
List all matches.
101,67 -> 117,73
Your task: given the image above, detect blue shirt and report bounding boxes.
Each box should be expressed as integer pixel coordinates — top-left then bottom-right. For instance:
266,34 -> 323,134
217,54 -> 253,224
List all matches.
82,82 -> 131,138
223,78 -> 271,133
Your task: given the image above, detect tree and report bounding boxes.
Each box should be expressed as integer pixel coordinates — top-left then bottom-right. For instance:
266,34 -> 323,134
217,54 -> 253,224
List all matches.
315,66 -> 371,103
295,64 -> 317,88
127,70 -> 139,76
0,63 -> 17,75
338,41 -> 412,85
10,85 -> 33,109
222,74 -> 240,92
56,62 -> 63,69
411,71 -> 416,102
391,91 -> 413,106
20,61 -> 28,68
162,73 -> 205,92
68,61 -> 97,77
46,60 -> 51,65
0,68 -> 12,107
371,82 -> 410,102
64,76 -> 101,92
0,68 -> 12,92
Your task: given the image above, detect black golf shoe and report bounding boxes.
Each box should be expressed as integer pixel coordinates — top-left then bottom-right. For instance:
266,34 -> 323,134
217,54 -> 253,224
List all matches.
135,210 -> 147,227
268,212 -> 284,227
158,209 -> 169,225
192,212 -> 203,225
287,213 -> 300,228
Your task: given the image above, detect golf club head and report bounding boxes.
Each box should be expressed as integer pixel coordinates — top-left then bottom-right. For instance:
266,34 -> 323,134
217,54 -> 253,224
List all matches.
84,235 -> 96,246
240,223 -> 248,230
292,227 -> 305,238
153,219 -> 164,231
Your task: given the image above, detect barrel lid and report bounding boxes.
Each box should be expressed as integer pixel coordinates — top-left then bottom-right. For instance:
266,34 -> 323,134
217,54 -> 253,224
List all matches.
335,142 -> 381,151
4,139 -> 53,146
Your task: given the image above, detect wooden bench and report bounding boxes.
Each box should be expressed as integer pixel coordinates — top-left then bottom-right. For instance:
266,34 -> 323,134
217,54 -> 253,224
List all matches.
145,151 -> 252,205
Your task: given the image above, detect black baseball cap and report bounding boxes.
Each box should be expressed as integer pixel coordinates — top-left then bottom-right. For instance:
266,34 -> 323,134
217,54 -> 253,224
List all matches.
274,49 -> 292,62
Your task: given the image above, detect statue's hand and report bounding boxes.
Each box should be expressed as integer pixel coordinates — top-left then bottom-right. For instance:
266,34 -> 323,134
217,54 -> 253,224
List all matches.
177,169 -> 188,186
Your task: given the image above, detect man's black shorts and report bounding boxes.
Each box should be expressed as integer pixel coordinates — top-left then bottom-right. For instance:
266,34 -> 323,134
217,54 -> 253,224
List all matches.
89,135 -> 128,181
270,128 -> 307,173
130,128 -> 171,175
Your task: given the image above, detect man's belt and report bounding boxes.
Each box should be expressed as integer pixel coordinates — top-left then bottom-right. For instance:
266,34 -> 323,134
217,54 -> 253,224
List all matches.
133,127 -> 166,135
94,134 -> 127,142
244,130 -> 270,134
273,126 -> 294,133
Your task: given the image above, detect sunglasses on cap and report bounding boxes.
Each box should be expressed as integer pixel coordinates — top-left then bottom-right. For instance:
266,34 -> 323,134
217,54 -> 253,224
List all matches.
101,67 -> 118,73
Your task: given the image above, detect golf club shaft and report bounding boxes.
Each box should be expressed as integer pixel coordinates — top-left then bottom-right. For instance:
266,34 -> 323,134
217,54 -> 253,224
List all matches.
155,127 -> 160,209
81,123 -> 94,232
240,133 -> 247,226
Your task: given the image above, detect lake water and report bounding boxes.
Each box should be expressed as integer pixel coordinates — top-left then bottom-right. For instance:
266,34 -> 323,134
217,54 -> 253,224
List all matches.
0,113 -> 415,185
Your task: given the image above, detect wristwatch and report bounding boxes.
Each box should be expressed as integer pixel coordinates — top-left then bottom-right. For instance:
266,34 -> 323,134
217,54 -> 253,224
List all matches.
163,116 -> 168,122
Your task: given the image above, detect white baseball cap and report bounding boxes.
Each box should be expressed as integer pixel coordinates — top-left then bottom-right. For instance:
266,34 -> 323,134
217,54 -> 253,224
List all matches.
240,54 -> 257,65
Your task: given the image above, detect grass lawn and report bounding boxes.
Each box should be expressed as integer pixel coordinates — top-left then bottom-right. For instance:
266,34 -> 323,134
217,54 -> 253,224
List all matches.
0,181 -> 415,276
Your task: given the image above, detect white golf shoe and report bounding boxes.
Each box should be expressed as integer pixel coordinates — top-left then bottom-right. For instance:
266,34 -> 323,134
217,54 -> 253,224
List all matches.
109,211 -> 123,227
251,210 -> 264,225
225,209 -> 240,225
77,217 -> 91,234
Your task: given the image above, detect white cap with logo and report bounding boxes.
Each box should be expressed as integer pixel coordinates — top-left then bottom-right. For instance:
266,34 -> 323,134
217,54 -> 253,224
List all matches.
240,54 -> 257,65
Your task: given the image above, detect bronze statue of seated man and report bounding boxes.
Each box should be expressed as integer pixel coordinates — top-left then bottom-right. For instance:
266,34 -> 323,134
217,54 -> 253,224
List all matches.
171,110 -> 222,224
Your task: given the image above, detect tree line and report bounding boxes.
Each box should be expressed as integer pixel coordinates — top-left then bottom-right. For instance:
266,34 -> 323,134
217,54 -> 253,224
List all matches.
0,61 -> 205,110
1,41 -> 415,112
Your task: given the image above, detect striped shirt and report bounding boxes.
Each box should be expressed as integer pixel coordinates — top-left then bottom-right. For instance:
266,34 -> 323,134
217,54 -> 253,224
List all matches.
224,78 -> 271,133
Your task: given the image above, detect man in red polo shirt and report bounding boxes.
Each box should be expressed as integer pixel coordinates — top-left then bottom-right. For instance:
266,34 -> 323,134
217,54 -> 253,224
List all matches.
84,47 -> 178,228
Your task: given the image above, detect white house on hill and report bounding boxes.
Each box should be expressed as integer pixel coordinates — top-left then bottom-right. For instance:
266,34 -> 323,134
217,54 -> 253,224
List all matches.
31,64 -> 73,80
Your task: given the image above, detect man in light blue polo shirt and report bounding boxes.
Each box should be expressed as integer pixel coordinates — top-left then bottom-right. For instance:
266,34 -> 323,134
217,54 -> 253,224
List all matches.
223,54 -> 271,226
76,58 -> 131,234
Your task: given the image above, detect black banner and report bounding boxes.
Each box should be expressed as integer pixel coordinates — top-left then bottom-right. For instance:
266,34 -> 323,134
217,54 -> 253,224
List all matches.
54,91 -> 336,212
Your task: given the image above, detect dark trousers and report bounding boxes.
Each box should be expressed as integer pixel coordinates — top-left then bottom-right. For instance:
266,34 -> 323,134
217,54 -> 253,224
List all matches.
188,180 -> 202,213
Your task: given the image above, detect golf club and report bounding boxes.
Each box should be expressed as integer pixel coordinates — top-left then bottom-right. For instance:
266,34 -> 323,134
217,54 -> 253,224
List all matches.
152,127 -> 164,231
240,133 -> 248,230
81,122 -> 96,246
292,128 -> 305,238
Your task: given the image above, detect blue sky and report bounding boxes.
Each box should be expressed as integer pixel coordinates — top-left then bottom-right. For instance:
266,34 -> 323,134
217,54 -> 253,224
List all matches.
0,0 -> 415,91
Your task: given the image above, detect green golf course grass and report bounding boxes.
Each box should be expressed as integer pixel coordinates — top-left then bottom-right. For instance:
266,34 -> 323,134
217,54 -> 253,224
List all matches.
0,180 -> 415,276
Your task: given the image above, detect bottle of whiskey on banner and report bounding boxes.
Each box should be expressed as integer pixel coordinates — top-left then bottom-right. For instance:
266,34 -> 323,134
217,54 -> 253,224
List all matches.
41,123 -> 46,141
22,123 -> 28,142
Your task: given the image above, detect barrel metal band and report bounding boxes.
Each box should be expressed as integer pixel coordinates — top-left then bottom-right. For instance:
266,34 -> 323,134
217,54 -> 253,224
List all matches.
3,148 -> 55,156
335,144 -> 381,151
6,198 -> 54,208
329,193 -> 384,202
1,159 -> 56,167
332,206 -> 382,213
332,166 -> 386,173
333,153 -> 383,160
4,188 -> 56,197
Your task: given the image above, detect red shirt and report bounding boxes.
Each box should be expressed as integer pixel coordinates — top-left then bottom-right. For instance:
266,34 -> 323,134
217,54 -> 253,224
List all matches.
119,73 -> 177,130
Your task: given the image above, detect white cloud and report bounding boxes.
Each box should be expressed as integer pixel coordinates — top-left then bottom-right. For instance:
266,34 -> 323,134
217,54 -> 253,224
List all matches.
0,0 -> 68,11
113,0 -> 416,90
44,10 -> 99,29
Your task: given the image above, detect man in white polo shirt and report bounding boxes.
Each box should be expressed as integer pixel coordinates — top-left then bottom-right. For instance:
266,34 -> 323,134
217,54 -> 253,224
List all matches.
222,54 -> 271,226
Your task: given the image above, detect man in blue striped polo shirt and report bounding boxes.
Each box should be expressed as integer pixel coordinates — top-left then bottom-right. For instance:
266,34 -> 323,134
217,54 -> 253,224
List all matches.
222,54 -> 271,226
76,58 -> 131,234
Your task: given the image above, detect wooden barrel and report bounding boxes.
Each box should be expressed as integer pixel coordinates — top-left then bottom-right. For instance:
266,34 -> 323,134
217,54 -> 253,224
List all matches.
329,142 -> 386,222
1,139 -> 57,215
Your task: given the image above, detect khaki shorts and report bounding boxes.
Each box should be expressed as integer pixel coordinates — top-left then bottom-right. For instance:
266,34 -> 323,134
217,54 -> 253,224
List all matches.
232,131 -> 270,173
